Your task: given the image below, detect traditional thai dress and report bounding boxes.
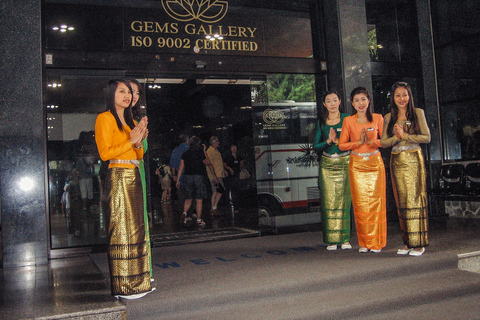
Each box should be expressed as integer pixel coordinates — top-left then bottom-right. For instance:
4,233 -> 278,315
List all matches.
95,111 -> 152,297
313,113 -> 351,245
381,108 -> 431,248
339,113 -> 387,250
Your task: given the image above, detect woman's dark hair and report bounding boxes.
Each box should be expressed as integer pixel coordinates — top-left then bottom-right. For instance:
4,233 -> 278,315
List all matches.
105,79 -> 135,131
387,81 -> 420,136
350,87 -> 373,123
188,136 -> 202,151
128,78 -> 143,121
320,90 -> 343,122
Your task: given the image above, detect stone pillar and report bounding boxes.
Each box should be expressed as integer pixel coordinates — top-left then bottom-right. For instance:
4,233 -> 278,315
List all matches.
0,0 -> 48,267
320,0 -> 373,113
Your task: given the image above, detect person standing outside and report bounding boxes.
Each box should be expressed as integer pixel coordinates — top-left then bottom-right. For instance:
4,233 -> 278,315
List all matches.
338,87 -> 387,253
223,143 -> 245,211
381,81 -> 431,256
95,79 -> 153,299
313,90 -> 352,251
206,136 -> 227,215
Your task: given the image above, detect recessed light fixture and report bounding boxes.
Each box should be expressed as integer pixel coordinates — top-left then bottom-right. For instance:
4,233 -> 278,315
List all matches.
205,34 -> 224,41
52,25 -> 75,32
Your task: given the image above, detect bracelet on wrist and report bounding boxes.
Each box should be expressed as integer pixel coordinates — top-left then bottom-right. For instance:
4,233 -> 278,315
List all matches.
134,144 -> 142,149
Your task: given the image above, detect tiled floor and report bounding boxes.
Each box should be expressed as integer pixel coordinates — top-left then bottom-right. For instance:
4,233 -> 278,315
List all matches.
0,256 -> 125,320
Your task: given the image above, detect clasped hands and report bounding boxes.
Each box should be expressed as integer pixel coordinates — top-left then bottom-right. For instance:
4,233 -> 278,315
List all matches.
327,127 -> 338,145
394,124 -> 405,140
357,128 -> 372,146
130,116 -> 149,147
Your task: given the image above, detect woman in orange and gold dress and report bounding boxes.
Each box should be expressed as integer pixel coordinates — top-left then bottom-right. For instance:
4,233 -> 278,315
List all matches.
338,87 -> 387,253
95,79 -> 153,299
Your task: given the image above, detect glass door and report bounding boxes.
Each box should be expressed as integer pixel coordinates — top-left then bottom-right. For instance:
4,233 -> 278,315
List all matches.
46,70 -> 126,249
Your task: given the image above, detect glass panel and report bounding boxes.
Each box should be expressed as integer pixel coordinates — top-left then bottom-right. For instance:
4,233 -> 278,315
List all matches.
366,0 -> 420,63
431,0 -> 480,161
47,71 -> 126,249
251,74 -> 319,233
145,78 -> 258,233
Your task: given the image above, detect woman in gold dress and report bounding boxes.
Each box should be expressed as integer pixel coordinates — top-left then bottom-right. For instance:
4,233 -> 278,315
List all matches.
95,79 -> 153,299
381,81 -> 431,256
339,87 -> 387,253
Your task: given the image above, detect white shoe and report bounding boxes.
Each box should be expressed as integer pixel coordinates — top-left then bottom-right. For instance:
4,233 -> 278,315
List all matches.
397,248 -> 412,255
370,249 -> 381,253
359,247 -> 368,253
326,244 -> 337,251
409,247 -> 425,256
115,287 -> 156,300
341,243 -> 352,250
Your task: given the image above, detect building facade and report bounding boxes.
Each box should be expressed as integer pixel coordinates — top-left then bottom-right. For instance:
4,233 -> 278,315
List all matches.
1,0 -> 478,267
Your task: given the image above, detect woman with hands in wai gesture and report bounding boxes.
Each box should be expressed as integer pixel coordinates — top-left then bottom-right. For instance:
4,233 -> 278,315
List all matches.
95,79 -> 154,300
381,81 -> 431,257
314,90 -> 353,251
338,87 -> 387,254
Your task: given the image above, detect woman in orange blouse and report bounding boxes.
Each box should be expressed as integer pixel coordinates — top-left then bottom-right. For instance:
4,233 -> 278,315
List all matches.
338,87 -> 387,253
95,79 -> 153,299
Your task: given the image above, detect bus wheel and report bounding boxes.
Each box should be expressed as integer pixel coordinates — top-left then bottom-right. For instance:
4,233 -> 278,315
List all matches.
257,194 -> 283,218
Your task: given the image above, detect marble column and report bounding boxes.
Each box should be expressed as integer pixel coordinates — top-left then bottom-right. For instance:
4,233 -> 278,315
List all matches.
0,0 -> 48,267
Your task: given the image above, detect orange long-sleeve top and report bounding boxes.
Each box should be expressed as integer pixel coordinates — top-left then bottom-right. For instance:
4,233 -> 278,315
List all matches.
338,113 -> 384,153
95,111 -> 143,168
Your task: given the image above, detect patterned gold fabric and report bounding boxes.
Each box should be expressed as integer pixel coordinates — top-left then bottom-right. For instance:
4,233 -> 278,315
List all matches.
106,167 -> 152,296
319,155 -> 351,244
390,149 -> 429,248
349,153 -> 387,250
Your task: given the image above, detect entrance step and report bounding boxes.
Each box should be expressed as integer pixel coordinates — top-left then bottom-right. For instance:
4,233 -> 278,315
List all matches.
458,250 -> 480,274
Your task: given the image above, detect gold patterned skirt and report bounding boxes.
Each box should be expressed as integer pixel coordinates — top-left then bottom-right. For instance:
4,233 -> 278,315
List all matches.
390,149 -> 429,248
106,167 -> 152,296
318,155 -> 351,244
349,152 -> 387,250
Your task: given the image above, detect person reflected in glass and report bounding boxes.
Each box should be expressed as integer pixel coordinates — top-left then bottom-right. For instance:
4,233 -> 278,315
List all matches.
338,87 -> 387,253
313,90 -> 352,251
381,81 -> 431,256
95,79 -> 153,299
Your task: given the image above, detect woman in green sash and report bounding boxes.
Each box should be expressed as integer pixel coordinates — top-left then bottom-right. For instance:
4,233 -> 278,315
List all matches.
314,91 -> 352,251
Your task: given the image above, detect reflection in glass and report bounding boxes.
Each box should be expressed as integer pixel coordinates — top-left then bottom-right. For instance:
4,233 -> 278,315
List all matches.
47,73 -> 124,249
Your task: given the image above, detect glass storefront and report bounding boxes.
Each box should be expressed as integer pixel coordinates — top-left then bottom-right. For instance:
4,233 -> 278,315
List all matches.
46,73 -> 318,248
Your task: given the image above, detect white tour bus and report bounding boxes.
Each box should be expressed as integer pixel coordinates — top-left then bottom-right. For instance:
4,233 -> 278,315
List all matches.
253,101 -> 321,229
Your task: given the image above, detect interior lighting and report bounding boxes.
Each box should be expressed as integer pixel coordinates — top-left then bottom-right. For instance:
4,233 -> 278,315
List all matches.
47,83 -> 62,88
18,177 -> 34,192
148,84 -> 162,89
52,25 -> 75,32
205,34 -> 224,41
